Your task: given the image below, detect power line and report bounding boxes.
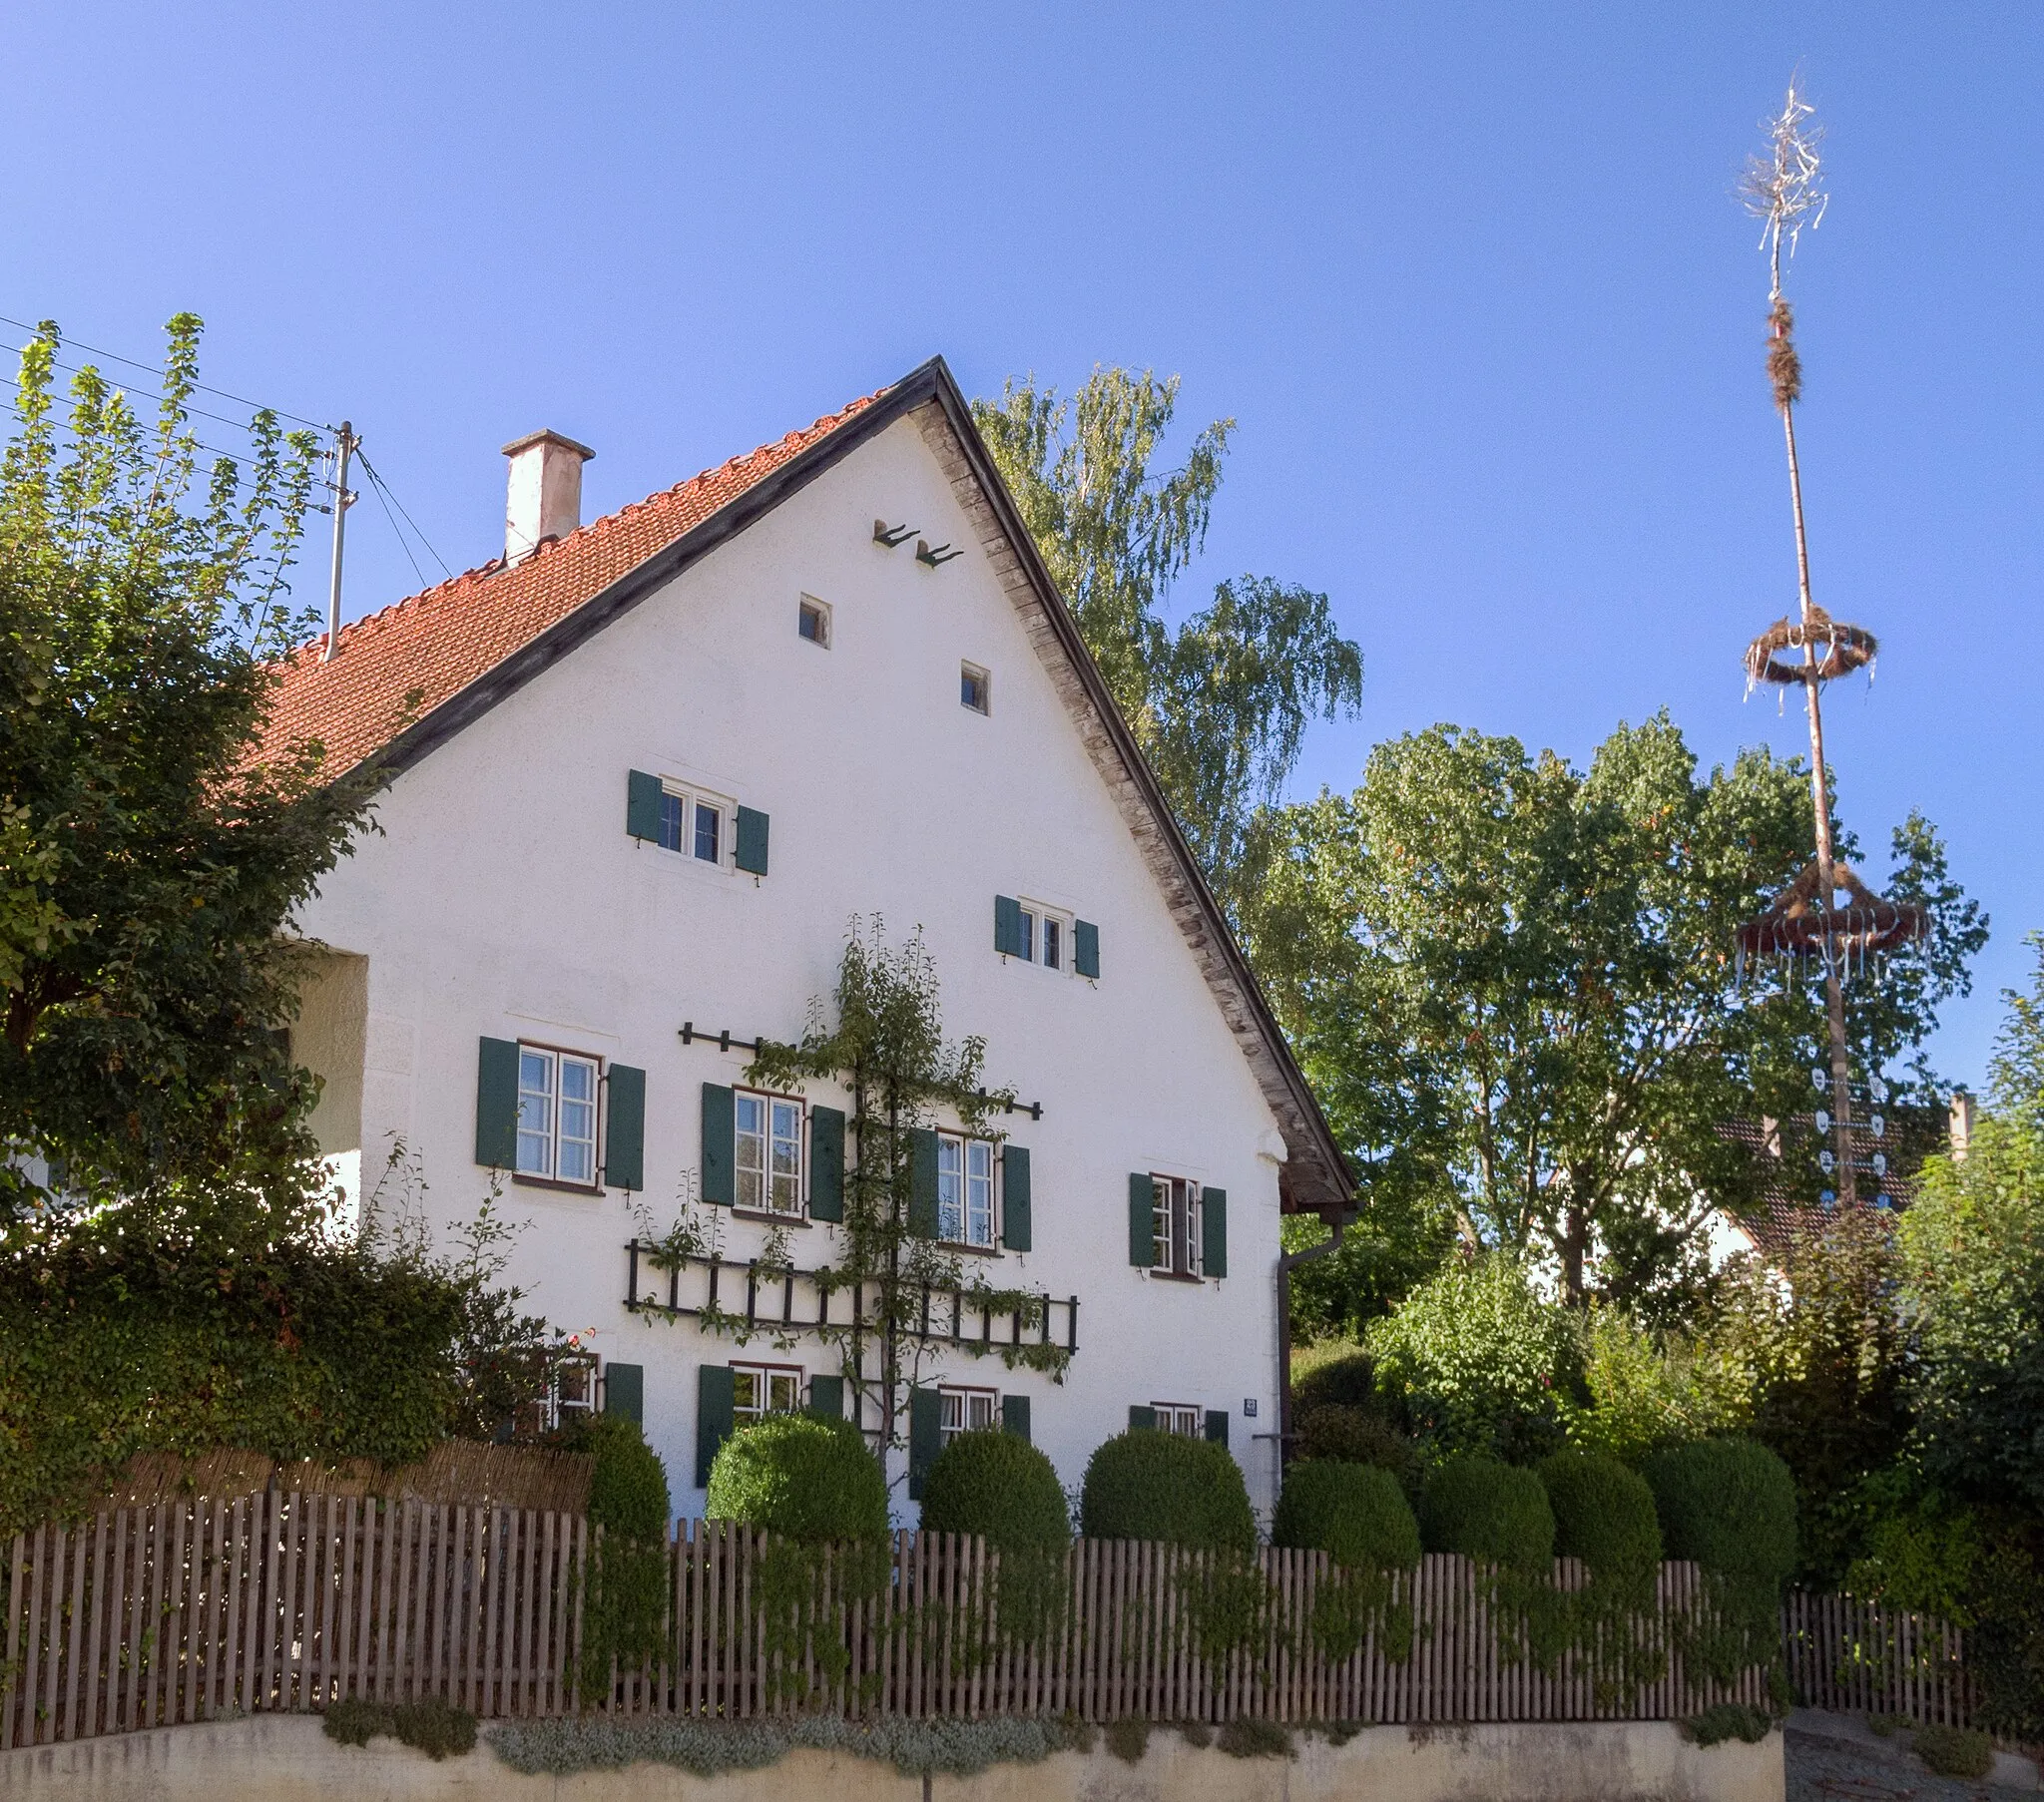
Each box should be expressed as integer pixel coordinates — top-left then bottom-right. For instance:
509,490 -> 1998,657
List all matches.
361,455 -> 426,590
5,342 -> 332,445
0,313 -> 334,432
356,449 -> 453,581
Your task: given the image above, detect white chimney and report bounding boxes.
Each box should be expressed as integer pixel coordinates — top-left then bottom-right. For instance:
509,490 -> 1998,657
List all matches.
501,429 -> 595,565
1949,1090 -> 1976,1161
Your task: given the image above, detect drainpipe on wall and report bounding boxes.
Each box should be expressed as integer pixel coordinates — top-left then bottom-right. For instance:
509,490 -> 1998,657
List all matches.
1273,1211 -> 1350,1494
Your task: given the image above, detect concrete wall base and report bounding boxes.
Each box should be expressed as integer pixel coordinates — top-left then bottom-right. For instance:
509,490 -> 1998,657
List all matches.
0,1715 -> 1784,1802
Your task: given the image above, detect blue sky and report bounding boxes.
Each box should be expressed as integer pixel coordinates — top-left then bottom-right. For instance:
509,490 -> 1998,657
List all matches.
4,4 -> 2038,1086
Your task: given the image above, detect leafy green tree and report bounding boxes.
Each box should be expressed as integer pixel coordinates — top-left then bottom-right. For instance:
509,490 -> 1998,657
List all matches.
0,316 -> 373,1226
1246,715 -> 1983,1305
973,368 -> 1362,910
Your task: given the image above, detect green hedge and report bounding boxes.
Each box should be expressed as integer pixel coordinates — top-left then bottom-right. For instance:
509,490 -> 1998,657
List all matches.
1079,1430 -> 1254,1553
1537,1450 -> 1661,1587
706,1414 -> 888,1544
919,1431 -> 1069,1552
1419,1455 -> 1554,1573
1273,1462 -> 1420,1570
558,1412 -> 670,1541
1641,1438 -> 1795,1591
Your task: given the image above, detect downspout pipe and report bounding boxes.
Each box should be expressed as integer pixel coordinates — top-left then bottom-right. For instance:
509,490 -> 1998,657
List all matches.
1274,1210 -> 1351,1492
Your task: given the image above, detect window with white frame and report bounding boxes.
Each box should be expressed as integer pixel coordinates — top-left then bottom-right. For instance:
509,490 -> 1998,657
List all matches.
736,1090 -> 804,1215
937,1132 -> 996,1248
653,779 -> 732,867
1016,901 -> 1073,975
1151,1175 -> 1201,1276
517,1045 -> 600,1183
1151,1403 -> 1202,1437
732,1362 -> 805,1423
550,1354 -> 599,1429
939,1386 -> 999,1444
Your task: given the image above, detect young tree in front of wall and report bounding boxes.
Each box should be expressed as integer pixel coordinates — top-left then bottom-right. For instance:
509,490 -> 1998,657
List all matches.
739,921 -> 1065,1497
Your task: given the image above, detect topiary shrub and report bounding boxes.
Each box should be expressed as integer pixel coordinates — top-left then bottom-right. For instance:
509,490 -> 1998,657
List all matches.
920,1430 -> 1070,1552
560,1412 -> 670,1541
1912,1724 -> 1993,1779
1293,1349 -> 1382,1413
1079,1430 -> 1255,1554
552,1412 -> 672,1697
1537,1450 -> 1662,1589
1274,1462 -> 1420,1571
1641,1438 -> 1795,1591
1293,1406 -> 1416,1478
706,1413 -> 888,1544
1419,1455 -> 1554,1574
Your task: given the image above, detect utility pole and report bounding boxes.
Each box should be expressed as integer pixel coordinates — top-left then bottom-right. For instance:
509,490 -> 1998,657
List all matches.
323,422 -> 357,662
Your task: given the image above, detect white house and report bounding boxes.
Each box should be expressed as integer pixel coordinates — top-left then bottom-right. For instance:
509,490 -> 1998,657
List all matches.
266,358 -> 1351,1524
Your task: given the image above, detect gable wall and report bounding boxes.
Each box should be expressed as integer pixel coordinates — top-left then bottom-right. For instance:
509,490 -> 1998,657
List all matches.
294,414 -> 1289,1519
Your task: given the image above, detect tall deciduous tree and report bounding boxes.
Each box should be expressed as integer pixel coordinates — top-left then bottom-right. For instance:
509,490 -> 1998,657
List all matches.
1247,715 -> 1983,1307
0,317 -> 373,1227
973,369 -> 1362,908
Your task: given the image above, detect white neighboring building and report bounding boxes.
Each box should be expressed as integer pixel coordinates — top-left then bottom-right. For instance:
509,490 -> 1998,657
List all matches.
267,359 -> 1351,1523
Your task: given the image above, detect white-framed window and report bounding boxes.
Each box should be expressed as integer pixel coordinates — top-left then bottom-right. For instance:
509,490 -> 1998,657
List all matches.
1015,901 -> 1073,975
1151,1175 -> 1201,1277
937,1132 -> 996,1248
961,662 -> 990,714
517,1045 -> 600,1184
798,596 -> 831,647
732,1362 -> 805,1423
1152,1403 -> 1203,1438
653,779 -> 733,868
939,1386 -> 999,1444
550,1354 -> 599,1429
736,1090 -> 804,1216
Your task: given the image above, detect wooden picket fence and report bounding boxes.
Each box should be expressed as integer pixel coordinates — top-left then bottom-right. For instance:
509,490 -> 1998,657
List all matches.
1781,1588 -> 1971,1727
2,1498 -> 1788,1750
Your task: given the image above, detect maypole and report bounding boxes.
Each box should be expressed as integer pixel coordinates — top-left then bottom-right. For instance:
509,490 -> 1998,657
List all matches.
1734,84 -> 1924,1209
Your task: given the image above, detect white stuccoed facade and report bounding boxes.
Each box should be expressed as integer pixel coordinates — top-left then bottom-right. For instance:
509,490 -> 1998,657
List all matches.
282,365 -> 1349,1527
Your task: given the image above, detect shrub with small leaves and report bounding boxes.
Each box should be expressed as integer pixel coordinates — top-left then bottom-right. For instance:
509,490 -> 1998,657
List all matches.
1643,1438 -> 1795,1684
707,1412 -> 888,1544
1275,1461 -> 1420,1571
322,1698 -> 394,1747
1536,1450 -> 1661,1592
1419,1456 -> 1554,1573
921,1430 -> 1069,1552
1912,1725 -> 1993,1779
1105,1719 -> 1150,1763
1179,1720 -> 1214,1748
392,1694 -> 477,1761
1218,1716 -> 1293,1759
1680,1703 -> 1772,1747
1080,1429 -> 1254,1553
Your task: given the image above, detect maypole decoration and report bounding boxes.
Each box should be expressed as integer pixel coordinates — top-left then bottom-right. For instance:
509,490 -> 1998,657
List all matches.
1734,84 -> 1925,1210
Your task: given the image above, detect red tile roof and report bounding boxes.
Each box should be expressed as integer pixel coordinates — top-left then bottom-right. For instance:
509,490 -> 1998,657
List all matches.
257,391 -> 882,775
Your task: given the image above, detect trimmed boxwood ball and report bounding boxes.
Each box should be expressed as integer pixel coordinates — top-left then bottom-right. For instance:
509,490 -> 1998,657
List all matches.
1640,1438 -> 1795,1590
556,1411 -> 669,1542
1419,1455 -> 1554,1573
1273,1461 -> 1420,1570
706,1413 -> 888,1544
1080,1430 -> 1255,1554
1537,1450 -> 1662,1585
920,1430 -> 1070,1552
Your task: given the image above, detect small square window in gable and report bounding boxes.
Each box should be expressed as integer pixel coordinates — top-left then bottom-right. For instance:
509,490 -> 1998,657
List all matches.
798,596 -> 830,648
961,662 -> 990,714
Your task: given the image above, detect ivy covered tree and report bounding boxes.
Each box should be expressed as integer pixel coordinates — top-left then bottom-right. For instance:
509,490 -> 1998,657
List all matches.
0,315 -> 374,1231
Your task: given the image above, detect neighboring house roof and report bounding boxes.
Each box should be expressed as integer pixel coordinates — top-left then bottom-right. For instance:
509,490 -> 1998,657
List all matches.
259,358 -> 1355,1218
1719,1108 -> 1937,1261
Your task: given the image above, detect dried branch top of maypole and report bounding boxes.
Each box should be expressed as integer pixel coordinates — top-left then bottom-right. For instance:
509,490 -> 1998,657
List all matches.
1741,83 -> 1828,300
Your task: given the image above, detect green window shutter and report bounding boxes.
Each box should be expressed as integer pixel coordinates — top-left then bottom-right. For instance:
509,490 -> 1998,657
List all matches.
1001,1394 -> 1031,1442
627,769 -> 664,841
1074,919 -> 1100,980
808,1374 -> 844,1421
696,1364 -> 736,1488
1128,1405 -> 1158,1433
908,1127 -> 940,1238
1202,1186 -> 1228,1278
604,1064 -> 646,1191
809,1106 -> 845,1222
475,1038 -> 520,1167
1204,1409 -> 1230,1448
735,805 -> 769,875
908,1386 -> 943,1501
1128,1172 -> 1155,1268
1001,1145 -> 1031,1251
604,1362 -> 644,1425
994,895 -> 1023,958
702,1084 -> 736,1205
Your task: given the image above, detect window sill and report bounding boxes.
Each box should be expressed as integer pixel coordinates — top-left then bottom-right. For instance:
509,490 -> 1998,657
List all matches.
734,1208 -> 813,1228
936,1239 -> 1004,1257
513,1173 -> 604,1197
1144,1268 -> 1205,1284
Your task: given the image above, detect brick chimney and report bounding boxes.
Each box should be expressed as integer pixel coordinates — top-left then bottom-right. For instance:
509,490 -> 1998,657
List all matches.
502,429 -> 595,565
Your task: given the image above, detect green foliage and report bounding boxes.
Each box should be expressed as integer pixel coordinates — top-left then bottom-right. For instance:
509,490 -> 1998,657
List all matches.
1912,1725 -> 1994,1779
321,1696 -> 478,1761
0,316 -> 377,1226
560,1412 -> 673,1701
1680,1703 -> 1773,1747
1105,1719 -> 1150,1763
1274,1463 -> 1420,1572
1079,1429 -> 1255,1554
1292,1348 -> 1383,1412
1537,1451 -> 1662,1591
972,369 -> 1361,913
1564,1305 -> 1744,1463
1292,1406 -> 1415,1477
1217,1716 -> 1293,1759
707,1412 -> 888,1544
1283,1194 -> 1460,1343
1367,1254 -> 1576,1460
1419,1456 -> 1555,1574
0,1185 -> 558,1536
1644,1437 -> 1796,1684
1237,717 -> 1982,1309
920,1429 -> 1070,1551
562,1411 -> 670,1542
